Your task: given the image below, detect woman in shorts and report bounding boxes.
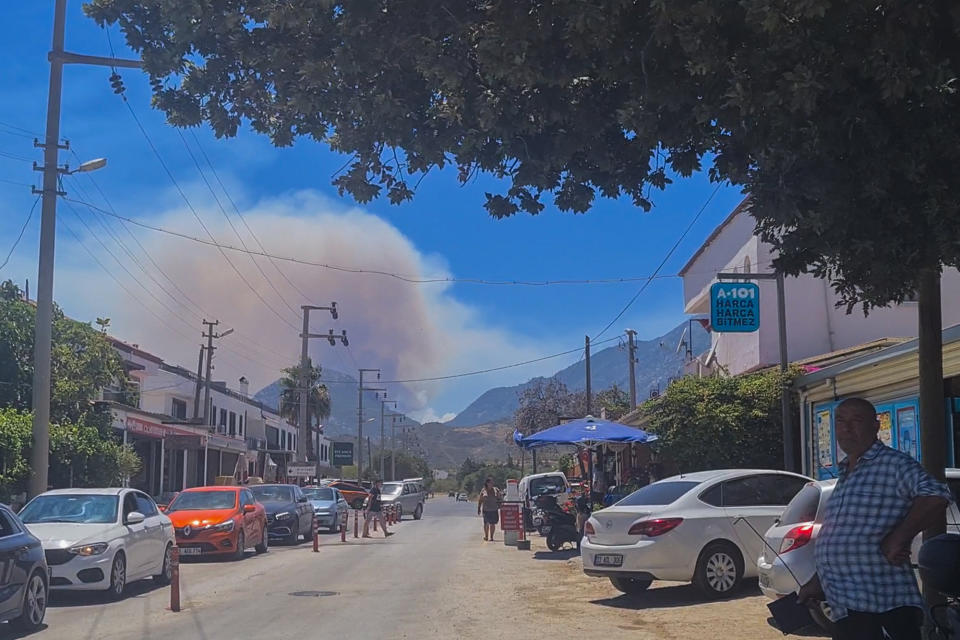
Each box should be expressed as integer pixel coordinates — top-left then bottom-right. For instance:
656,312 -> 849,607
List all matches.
477,477 -> 502,541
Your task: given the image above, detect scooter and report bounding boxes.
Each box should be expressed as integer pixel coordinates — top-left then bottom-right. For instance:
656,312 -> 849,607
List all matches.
534,494 -> 580,551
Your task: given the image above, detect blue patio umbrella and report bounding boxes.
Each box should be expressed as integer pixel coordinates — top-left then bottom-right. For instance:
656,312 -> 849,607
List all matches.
513,415 -> 657,449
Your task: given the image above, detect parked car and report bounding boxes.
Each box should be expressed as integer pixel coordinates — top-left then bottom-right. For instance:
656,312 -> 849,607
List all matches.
303,487 -> 349,533
327,481 -> 370,509
19,488 -> 175,599
0,503 -> 48,632
456,493 -> 468,502
757,470 -> 960,632
153,491 -> 179,512
249,484 -> 313,545
380,479 -> 426,521
164,487 -> 268,560
581,469 -> 810,597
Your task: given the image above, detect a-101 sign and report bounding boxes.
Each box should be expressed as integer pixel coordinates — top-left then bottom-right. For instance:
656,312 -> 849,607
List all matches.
710,282 -> 760,333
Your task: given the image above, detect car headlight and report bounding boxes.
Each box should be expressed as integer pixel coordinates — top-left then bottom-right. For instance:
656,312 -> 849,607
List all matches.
274,511 -> 292,520
212,520 -> 235,532
68,542 -> 109,556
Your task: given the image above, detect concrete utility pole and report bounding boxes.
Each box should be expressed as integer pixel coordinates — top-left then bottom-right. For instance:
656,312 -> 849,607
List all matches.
585,335 -> 592,416
625,329 -> 638,409
298,304 -> 345,462
380,399 -> 397,480
28,0 -> 140,498
201,320 -> 219,427
192,345 -> 205,419
356,368 -> 381,478
390,414 -> 399,481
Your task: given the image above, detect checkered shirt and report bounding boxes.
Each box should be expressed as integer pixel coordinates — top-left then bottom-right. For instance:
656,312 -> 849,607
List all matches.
815,441 -> 952,618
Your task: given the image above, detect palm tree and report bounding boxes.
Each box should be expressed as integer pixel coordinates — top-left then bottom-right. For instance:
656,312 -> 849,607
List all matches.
278,358 -> 331,459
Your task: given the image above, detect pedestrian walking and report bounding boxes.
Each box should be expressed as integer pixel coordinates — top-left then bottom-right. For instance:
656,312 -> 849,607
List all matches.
798,397 -> 952,640
362,479 -> 393,538
478,477 -> 502,541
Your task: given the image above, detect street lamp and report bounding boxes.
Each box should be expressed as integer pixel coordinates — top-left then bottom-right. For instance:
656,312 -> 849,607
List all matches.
65,157 -> 106,174
380,399 -> 397,480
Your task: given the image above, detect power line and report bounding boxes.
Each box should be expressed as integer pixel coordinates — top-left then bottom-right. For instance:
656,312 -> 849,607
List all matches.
0,178 -> 32,188
0,150 -> 33,163
0,120 -> 42,137
0,195 -> 40,271
592,183 -> 723,340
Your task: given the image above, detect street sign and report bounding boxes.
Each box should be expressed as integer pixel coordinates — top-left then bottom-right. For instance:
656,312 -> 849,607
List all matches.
499,503 -> 521,532
287,464 -> 314,478
710,282 -> 760,332
331,442 -> 354,466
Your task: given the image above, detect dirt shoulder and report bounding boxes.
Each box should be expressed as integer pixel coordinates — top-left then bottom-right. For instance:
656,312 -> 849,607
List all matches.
438,532 -> 802,640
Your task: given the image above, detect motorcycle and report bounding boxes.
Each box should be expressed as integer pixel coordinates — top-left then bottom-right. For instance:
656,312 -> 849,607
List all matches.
919,534 -> 960,640
534,494 -> 580,551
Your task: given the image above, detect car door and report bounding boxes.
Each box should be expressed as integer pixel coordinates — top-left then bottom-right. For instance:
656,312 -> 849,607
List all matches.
240,490 -> 259,541
133,491 -> 165,572
722,474 -> 807,570
120,491 -> 150,577
0,508 -> 33,619
294,487 -> 310,534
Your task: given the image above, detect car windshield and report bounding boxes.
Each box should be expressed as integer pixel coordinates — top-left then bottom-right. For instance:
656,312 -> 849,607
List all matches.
251,486 -> 294,502
303,488 -> 335,501
382,484 -> 403,496
616,481 -> 701,507
778,484 -> 821,526
19,494 -> 119,524
530,476 -> 566,495
167,491 -> 237,512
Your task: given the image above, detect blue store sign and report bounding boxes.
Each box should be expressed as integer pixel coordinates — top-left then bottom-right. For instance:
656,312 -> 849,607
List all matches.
710,282 -> 760,333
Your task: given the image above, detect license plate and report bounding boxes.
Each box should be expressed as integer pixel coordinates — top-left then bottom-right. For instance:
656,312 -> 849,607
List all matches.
179,547 -> 202,556
594,554 -> 623,567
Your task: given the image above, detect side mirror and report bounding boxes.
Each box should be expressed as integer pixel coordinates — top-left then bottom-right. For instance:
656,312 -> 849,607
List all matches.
243,504 -> 256,514
125,511 -> 145,525
298,496 -> 308,503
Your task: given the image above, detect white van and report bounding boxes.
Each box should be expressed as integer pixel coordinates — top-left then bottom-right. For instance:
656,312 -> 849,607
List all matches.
518,472 -> 570,509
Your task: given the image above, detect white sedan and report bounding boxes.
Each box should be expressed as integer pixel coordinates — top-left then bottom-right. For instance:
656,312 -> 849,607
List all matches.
582,469 -> 810,597
19,488 -> 175,599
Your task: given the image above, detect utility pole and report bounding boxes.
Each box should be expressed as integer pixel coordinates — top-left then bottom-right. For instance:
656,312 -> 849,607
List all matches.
625,329 -> 638,409
357,368 -> 381,478
298,304 -> 345,463
380,399 -> 397,480
390,414 -> 400,480
28,0 -> 140,499
585,335 -> 592,416
201,320 -> 220,427
192,344 -> 204,419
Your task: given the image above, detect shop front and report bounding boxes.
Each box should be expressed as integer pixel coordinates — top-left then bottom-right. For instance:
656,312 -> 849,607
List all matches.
203,434 -> 250,484
795,324 -> 960,479
116,412 -> 206,496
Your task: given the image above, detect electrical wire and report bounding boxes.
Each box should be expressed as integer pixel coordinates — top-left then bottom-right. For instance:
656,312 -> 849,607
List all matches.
0,195 -> 40,271
0,121 -> 41,137
0,178 -> 32,188
592,183 -> 723,340
0,150 -> 33,163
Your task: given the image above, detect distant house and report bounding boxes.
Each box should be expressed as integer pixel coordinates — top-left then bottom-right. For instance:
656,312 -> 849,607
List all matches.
680,198 -> 960,376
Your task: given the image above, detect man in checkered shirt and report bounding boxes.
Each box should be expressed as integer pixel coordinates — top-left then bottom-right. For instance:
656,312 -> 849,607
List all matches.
799,397 -> 952,640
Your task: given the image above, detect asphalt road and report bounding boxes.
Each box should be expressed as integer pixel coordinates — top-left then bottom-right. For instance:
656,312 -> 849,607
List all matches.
5,498 -> 481,640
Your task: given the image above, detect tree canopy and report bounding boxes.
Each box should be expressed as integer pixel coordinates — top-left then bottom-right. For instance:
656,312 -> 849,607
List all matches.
279,358 -> 331,459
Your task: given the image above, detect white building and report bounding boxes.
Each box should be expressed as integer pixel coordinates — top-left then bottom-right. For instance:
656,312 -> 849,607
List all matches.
680,198 -> 960,375
102,338 -> 301,495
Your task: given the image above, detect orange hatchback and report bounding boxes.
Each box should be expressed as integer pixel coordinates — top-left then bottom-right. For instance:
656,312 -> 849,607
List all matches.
164,487 -> 268,560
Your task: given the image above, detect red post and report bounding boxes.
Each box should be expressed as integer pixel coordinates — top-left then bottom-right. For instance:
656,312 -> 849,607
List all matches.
169,546 -> 181,612
387,505 -> 393,525
340,512 -> 347,542
353,509 -> 359,539
312,515 -> 319,552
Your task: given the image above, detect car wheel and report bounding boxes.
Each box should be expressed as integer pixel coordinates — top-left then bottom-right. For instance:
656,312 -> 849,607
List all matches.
396,505 -> 403,521
154,543 -> 173,584
693,541 -> 743,598
233,531 -> 247,561
609,577 -> 652,595
809,600 -> 836,634
286,525 -> 299,545
414,504 -> 423,520
255,526 -> 269,554
107,552 -> 127,600
12,570 -> 47,631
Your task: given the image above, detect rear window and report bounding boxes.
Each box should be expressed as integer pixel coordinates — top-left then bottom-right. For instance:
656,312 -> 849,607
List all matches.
616,481 -> 700,507
777,484 -> 821,526
530,476 -> 567,496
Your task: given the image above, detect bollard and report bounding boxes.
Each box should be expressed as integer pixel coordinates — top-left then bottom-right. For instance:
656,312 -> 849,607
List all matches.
169,546 -> 181,612
340,511 -> 347,542
353,509 -> 359,539
373,510 -> 378,532
387,505 -> 393,526
312,515 -> 319,552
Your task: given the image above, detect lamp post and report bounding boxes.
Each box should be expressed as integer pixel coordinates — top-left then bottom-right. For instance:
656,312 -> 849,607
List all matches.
379,399 -> 397,480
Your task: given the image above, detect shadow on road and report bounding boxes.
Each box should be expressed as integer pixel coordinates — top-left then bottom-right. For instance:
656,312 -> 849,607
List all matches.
589,580 -> 762,611
765,616 -> 829,637
532,548 -> 579,561
48,578 -> 166,609
0,623 -> 50,639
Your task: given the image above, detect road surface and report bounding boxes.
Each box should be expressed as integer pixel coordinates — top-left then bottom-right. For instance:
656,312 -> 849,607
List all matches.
5,498 -> 790,640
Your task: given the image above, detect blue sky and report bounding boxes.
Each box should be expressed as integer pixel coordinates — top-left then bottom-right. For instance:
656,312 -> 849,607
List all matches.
0,3 -> 744,421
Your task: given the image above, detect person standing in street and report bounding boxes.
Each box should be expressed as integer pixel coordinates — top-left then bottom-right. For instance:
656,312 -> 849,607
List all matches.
363,479 -> 393,538
478,477 -> 502,541
798,397 -> 952,640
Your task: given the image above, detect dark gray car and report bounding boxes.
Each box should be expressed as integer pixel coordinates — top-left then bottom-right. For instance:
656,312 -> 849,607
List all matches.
0,504 -> 48,632
249,484 -> 313,545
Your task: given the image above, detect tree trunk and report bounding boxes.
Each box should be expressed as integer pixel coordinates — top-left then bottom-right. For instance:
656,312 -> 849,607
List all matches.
917,269 -> 946,612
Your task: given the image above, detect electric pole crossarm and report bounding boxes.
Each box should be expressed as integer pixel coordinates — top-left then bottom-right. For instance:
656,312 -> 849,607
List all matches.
57,51 -> 141,68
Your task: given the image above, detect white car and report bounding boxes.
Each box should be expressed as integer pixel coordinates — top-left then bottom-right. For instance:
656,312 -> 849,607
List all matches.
18,488 -> 175,599
758,470 -> 960,632
582,469 -> 810,597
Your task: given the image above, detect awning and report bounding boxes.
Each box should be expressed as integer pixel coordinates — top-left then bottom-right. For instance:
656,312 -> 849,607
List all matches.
126,416 -> 203,440
513,415 -> 657,450
206,434 -> 248,454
